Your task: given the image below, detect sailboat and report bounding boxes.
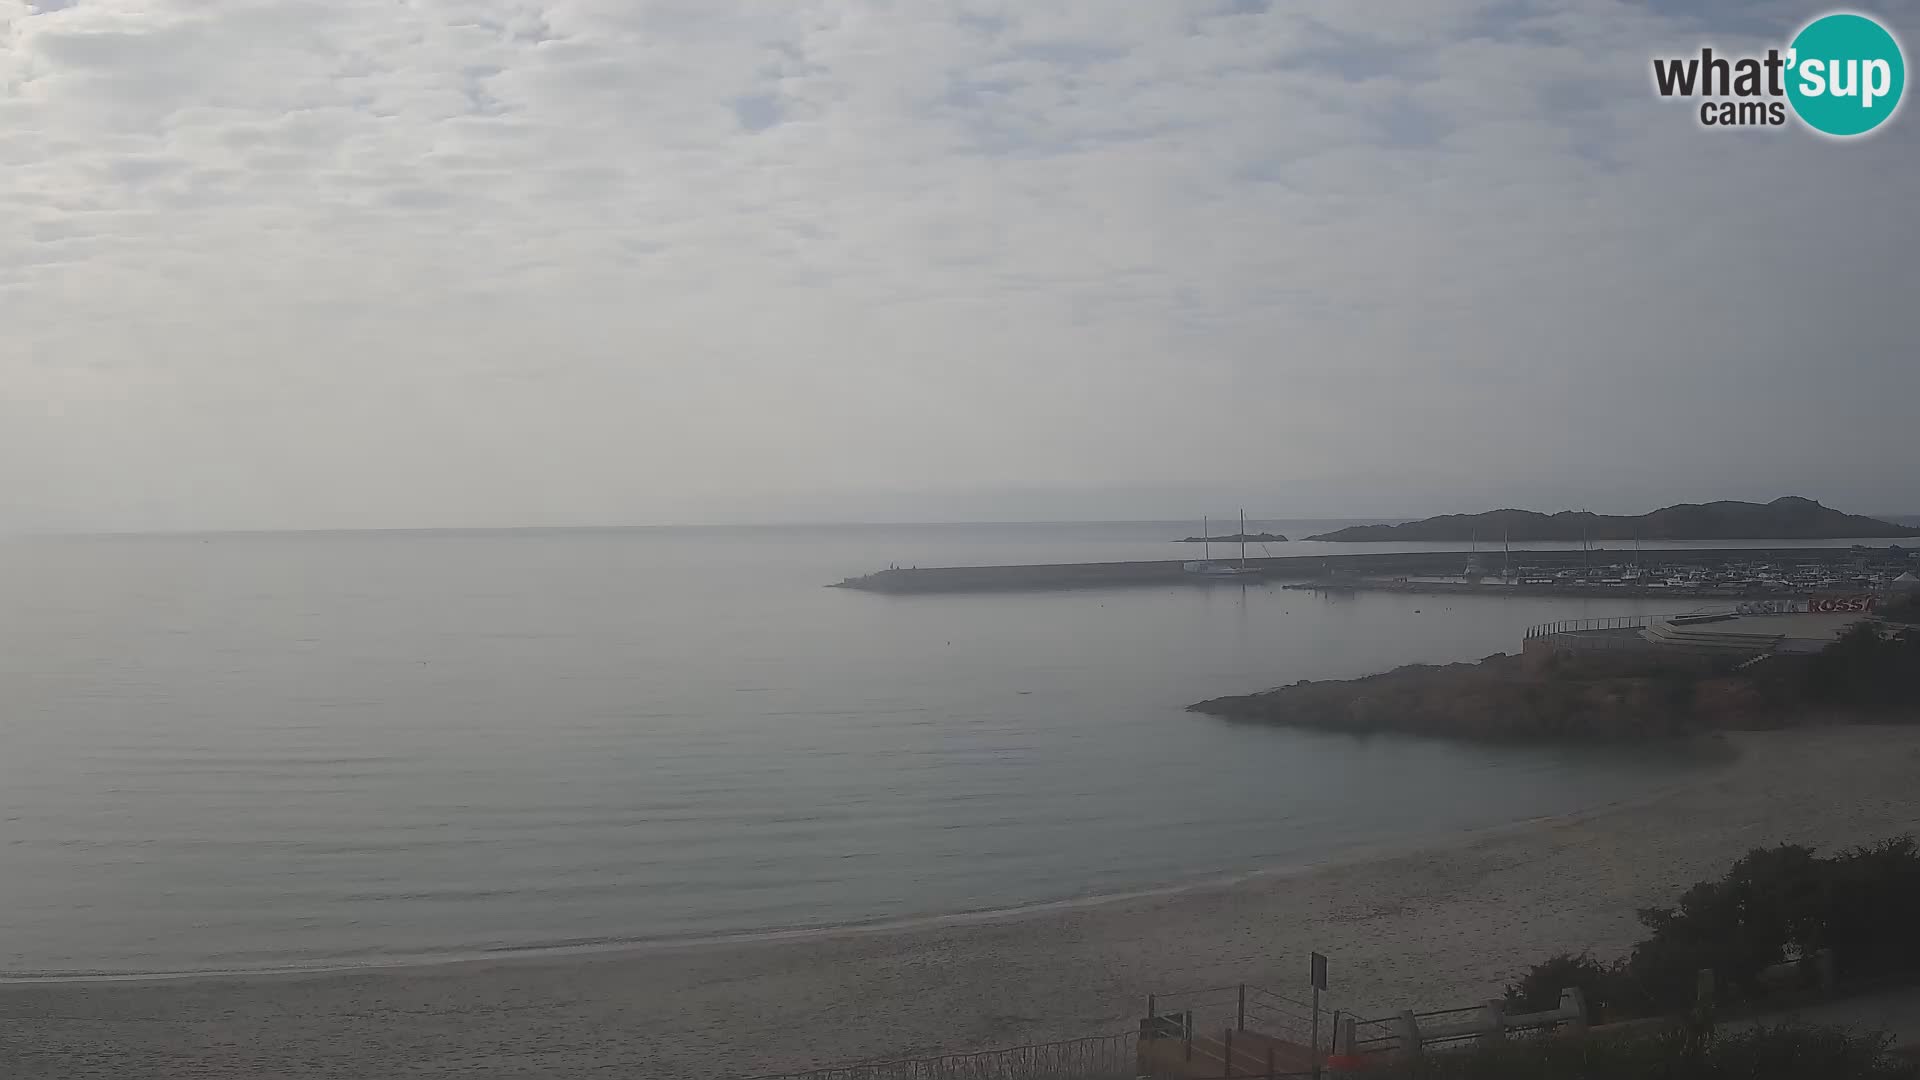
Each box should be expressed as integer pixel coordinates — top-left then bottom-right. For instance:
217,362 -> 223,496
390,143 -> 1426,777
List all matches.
1463,532 -> 1485,582
1184,510 -> 1263,578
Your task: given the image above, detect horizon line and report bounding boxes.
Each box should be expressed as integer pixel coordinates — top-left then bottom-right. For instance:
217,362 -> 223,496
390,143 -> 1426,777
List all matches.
5,515 -> 1399,541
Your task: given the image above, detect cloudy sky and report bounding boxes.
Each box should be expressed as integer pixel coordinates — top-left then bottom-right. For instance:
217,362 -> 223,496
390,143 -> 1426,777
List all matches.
3,0 -> 1916,530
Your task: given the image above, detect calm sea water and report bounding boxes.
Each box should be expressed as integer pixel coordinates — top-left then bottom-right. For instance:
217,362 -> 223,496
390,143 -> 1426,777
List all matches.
0,521 -> 1838,976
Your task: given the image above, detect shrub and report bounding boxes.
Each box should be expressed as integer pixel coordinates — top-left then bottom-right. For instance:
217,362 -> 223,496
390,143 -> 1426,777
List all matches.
1503,952 -> 1623,1024
1802,624 -> 1920,711
1818,837 -> 1920,981
1627,844 -> 1827,1011
1504,835 -> 1920,1021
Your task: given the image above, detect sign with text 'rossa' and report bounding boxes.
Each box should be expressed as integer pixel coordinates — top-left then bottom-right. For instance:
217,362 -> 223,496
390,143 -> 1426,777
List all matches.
1808,593 -> 1879,613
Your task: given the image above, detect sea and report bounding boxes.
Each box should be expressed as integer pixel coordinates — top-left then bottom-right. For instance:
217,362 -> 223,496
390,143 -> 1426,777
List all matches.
0,520 -> 1895,977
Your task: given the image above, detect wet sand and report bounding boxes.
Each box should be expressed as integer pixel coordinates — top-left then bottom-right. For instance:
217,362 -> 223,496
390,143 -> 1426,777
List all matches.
3,725 -> 1917,1079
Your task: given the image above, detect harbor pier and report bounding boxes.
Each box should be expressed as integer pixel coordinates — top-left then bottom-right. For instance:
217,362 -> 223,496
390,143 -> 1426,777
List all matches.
830,547 -> 1909,596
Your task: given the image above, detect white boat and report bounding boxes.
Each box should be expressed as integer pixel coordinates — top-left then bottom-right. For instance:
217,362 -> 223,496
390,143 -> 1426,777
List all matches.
1184,511 -> 1263,578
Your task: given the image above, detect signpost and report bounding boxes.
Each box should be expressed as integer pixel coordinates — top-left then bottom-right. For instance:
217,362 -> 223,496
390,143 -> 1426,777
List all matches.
1310,952 -> 1328,1075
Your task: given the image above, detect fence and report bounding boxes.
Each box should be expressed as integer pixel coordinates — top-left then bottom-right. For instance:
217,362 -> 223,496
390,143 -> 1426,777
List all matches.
1144,983 -> 1324,1049
742,989 -> 1587,1079
1342,987 -> 1587,1059
742,1032 -> 1140,1080
743,1027 -> 1323,1080
1522,615 -> 1654,640
1138,982 -> 1330,1078
1137,1027 -> 1319,1079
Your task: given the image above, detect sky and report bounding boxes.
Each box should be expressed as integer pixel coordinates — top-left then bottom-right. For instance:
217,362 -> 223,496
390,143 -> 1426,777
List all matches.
2,0 -> 1916,531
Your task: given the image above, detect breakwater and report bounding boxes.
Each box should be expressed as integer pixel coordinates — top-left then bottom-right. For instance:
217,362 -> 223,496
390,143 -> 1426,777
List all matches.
829,547 -> 1880,595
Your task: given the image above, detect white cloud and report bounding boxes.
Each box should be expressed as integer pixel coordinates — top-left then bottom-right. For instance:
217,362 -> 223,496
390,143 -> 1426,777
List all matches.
1,0 -> 1917,529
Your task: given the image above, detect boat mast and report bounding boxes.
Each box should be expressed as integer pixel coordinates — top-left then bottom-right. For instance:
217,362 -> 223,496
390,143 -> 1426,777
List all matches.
1203,515 -> 1211,563
1239,508 -> 1247,568
1503,527 -> 1510,580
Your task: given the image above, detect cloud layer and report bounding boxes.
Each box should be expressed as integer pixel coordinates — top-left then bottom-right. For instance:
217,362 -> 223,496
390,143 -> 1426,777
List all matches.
3,0 -> 1917,528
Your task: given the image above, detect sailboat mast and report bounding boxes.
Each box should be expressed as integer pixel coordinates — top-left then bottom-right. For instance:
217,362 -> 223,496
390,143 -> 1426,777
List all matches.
1239,509 -> 1247,568
1203,515 -> 1211,562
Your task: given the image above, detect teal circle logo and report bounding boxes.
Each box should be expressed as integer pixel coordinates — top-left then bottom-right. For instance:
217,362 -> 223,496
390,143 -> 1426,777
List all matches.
1787,13 -> 1905,136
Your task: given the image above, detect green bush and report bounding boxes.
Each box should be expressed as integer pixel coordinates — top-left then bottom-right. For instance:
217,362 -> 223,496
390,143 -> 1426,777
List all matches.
1505,836 -> 1920,1020
1803,623 -> 1920,710
1819,837 -> 1920,981
1503,952 -> 1623,1024
1627,843 -> 1828,1011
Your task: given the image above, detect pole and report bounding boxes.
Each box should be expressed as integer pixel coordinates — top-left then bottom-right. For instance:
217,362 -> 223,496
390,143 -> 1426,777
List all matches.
1148,994 -> 1156,1021
1311,983 -> 1321,1078
1224,1027 -> 1234,1076
1310,951 -> 1329,1075
1237,983 -> 1246,1031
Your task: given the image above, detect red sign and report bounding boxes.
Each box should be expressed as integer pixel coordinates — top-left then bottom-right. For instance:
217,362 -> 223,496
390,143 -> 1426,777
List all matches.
1807,593 -> 1878,613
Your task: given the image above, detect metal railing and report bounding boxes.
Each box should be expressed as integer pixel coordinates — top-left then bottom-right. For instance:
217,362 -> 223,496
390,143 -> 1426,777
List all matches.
1523,615 -> 1653,640
747,1026 -> 1324,1080
1138,1026 -> 1318,1079
1342,987 -> 1587,1058
1139,980 -> 1336,1079
1535,630 -> 1674,654
743,1032 -> 1140,1080
1145,984 -> 1322,1045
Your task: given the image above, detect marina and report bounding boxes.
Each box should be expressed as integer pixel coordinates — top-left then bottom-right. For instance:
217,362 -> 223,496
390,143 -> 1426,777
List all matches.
832,546 -> 1915,597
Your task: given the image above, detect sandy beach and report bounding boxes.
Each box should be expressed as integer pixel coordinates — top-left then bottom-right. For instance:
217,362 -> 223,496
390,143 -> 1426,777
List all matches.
3,724 -> 1917,1079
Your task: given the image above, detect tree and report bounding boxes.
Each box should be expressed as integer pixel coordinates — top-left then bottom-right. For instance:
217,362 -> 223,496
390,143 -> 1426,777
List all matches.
1503,952 -> 1621,1023
1507,836 -> 1920,1020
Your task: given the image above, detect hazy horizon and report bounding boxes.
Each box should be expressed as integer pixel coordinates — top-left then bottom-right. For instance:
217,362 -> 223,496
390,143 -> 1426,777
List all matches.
11,496 -> 1919,539
6,1 -> 1917,533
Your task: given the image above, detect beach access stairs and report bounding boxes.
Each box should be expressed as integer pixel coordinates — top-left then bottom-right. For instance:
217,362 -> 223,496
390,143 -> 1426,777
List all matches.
740,980 -> 1636,1080
1135,983 -> 1322,1077
1135,982 -> 1589,1076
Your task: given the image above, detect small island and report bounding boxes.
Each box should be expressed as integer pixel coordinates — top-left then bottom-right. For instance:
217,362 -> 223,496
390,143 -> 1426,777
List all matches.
1176,531 -> 1287,544
1305,496 -> 1918,543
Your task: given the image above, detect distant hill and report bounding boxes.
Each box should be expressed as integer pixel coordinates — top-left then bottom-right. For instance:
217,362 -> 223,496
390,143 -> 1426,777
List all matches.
1176,532 -> 1287,544
1304,497 -> 1920,543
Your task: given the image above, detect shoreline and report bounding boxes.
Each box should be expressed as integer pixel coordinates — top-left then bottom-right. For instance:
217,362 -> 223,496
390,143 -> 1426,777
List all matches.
6,726 -> 1919,1078
0,740 -> 1725,988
